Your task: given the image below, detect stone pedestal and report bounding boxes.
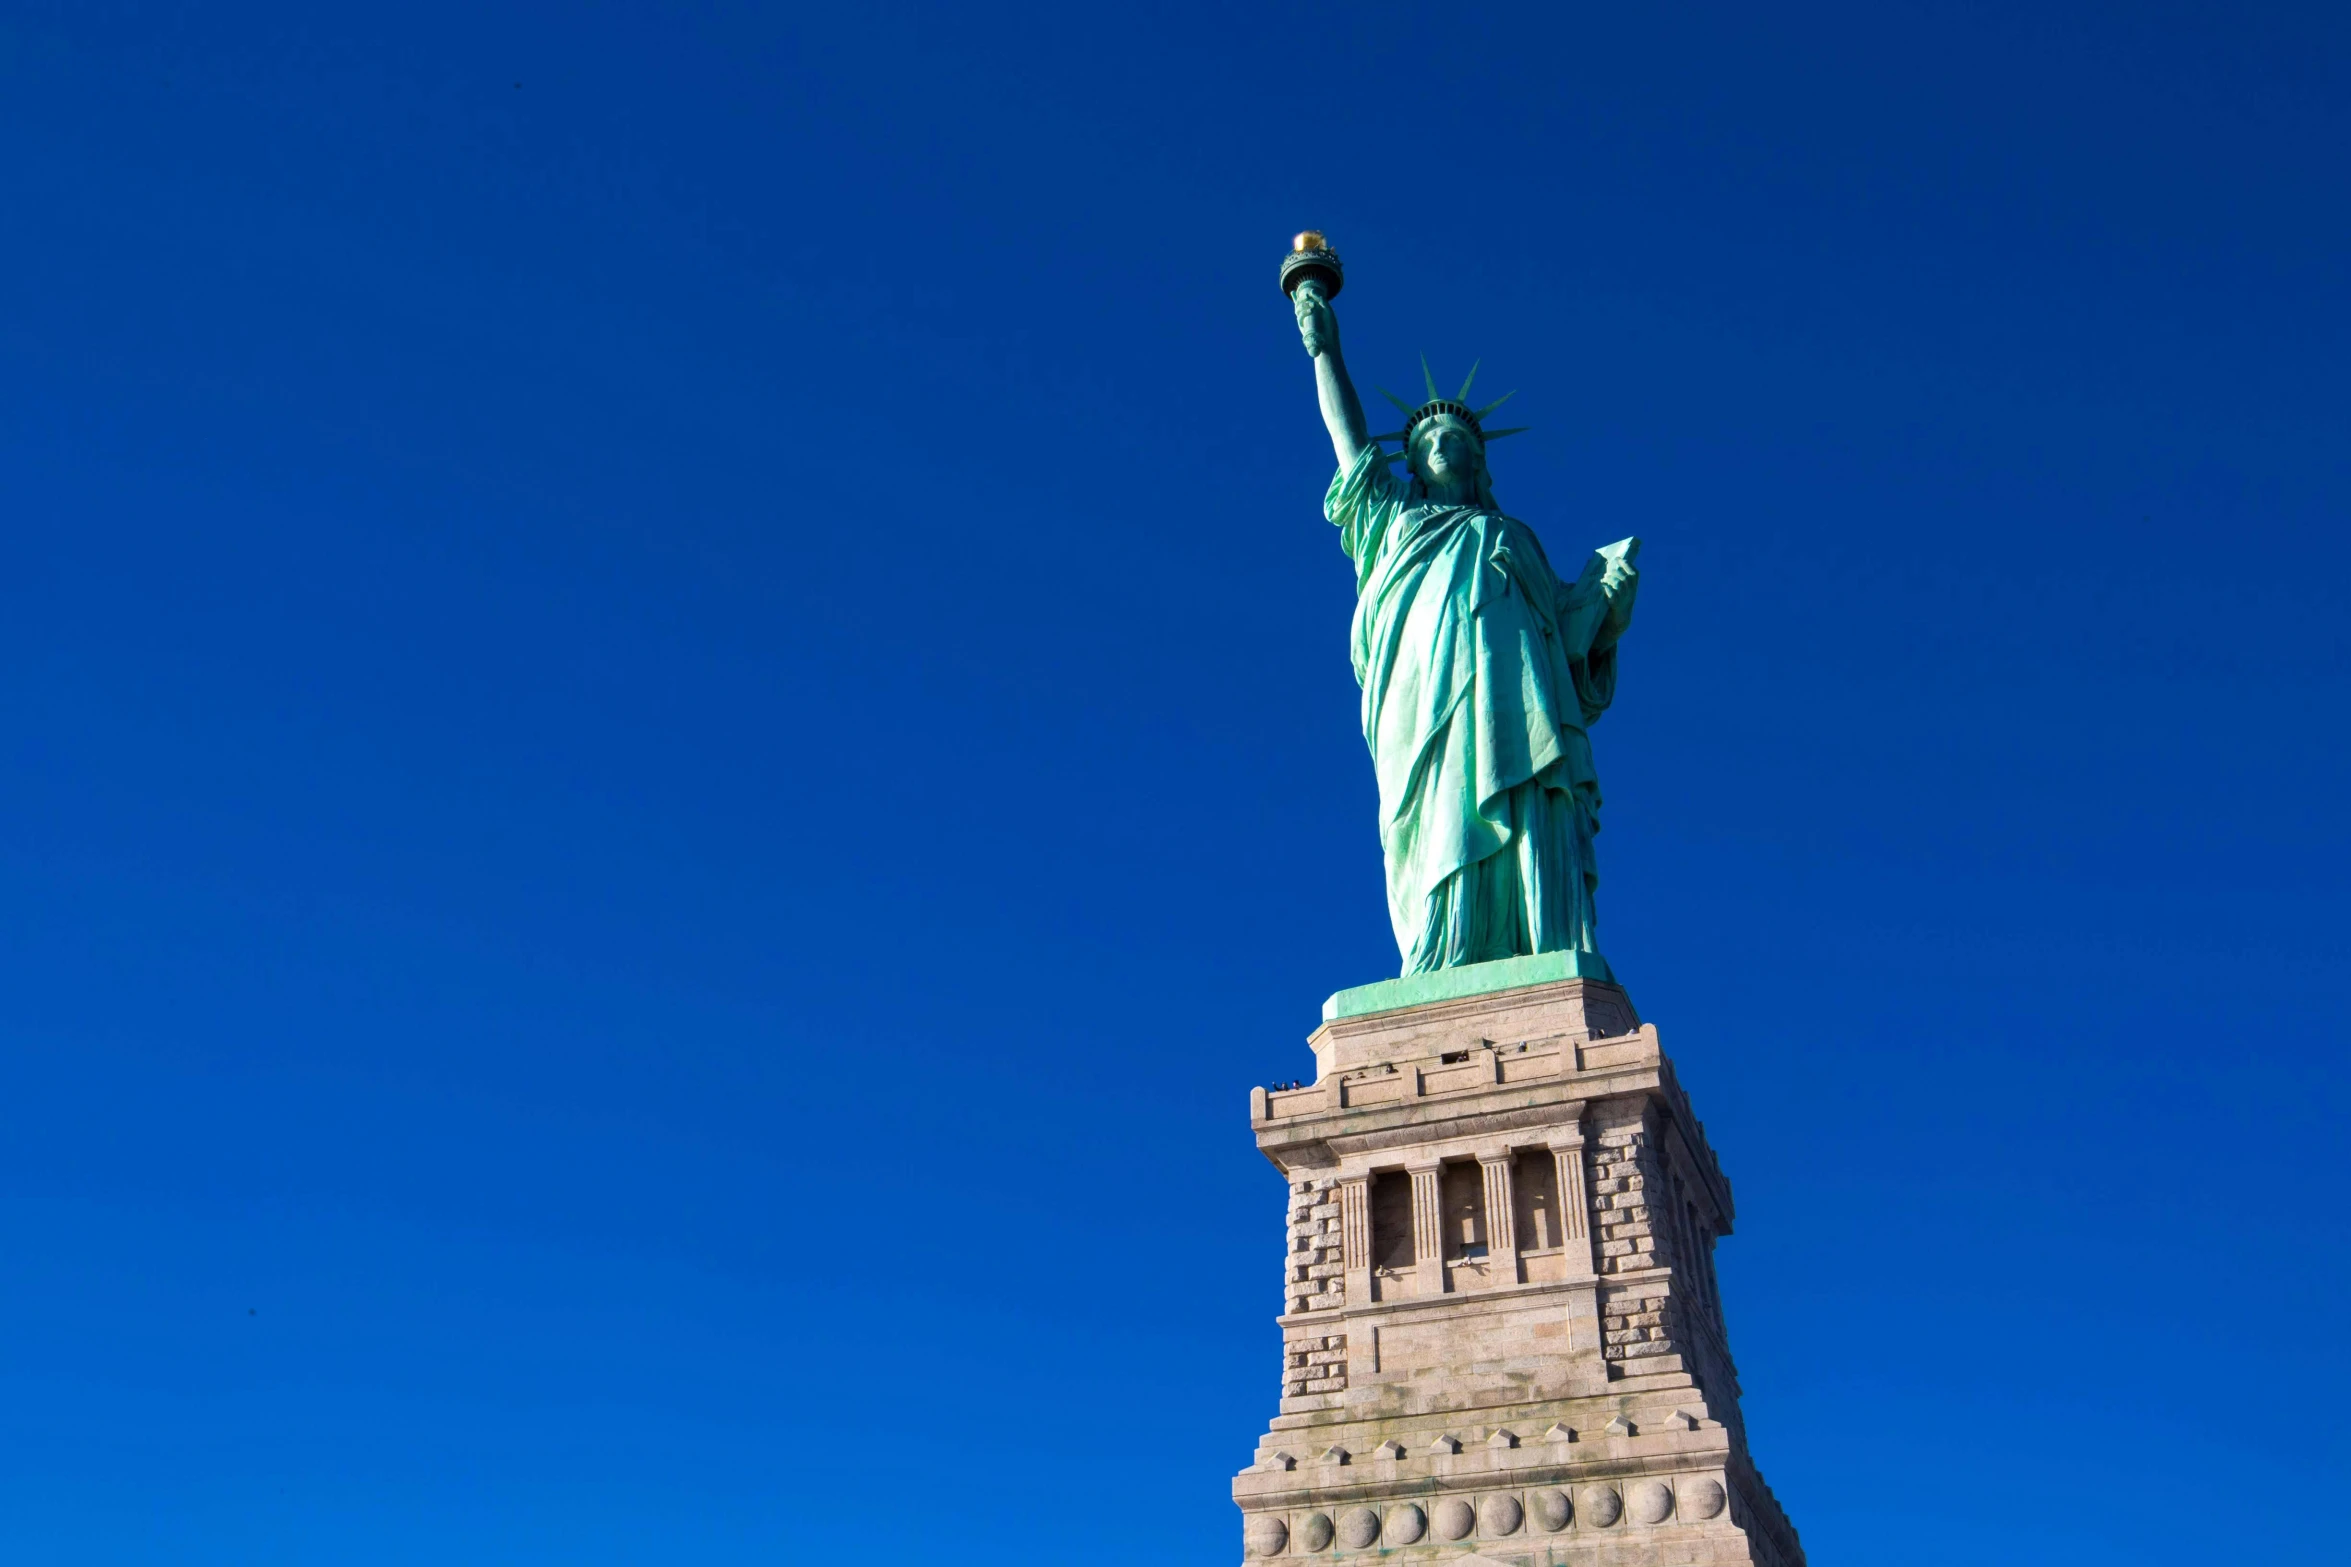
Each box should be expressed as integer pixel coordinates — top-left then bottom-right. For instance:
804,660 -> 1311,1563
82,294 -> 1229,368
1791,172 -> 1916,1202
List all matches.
1234,969 -> 1803,1567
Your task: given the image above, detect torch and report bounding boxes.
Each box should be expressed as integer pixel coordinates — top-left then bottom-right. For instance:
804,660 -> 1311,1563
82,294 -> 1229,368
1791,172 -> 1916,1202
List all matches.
1280,231 -> 1344,306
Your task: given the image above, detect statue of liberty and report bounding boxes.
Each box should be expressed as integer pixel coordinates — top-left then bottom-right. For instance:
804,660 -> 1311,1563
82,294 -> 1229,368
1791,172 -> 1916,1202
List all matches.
1284,235 -> 1640,978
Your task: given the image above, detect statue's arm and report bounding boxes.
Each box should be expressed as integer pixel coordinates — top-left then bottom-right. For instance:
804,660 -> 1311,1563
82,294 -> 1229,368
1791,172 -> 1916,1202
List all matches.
1294,283 -> 1369,470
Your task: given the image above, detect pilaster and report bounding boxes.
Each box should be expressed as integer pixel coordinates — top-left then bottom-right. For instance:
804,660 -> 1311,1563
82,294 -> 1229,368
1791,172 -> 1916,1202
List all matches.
1552,1119 -> 1596,1281
1339,1176 -> 1372,1308
1407,1164 -> 1445,1298
1477,1152 -> 1517,1284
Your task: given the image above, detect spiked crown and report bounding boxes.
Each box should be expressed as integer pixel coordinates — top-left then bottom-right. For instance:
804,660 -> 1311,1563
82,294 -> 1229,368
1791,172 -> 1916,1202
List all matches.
1373,357 -> 1529,463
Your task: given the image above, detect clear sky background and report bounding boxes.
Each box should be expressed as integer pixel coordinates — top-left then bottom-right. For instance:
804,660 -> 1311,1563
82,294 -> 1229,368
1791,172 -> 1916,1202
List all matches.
2,3 -> 2345,1563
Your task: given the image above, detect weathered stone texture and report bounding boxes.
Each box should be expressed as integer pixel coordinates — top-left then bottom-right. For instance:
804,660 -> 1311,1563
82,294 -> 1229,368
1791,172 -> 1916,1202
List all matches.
1283,1332 -> 1348,1398
1592,1108 -> 1664,1275
1602,1286 -> 1679,1361
1285,1177 -> 1346,1316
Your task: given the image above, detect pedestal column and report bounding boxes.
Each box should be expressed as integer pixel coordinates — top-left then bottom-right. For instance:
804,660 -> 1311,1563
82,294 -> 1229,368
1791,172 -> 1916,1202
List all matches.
1478,1152 -> 1519,1283
1551,1115 -> 1597,1281
1338,1175 -> 1371,1306
1408,1164 -> 1445,1296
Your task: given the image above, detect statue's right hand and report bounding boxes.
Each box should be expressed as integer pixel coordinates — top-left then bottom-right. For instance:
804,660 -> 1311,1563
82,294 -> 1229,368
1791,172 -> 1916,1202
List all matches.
1294,285 -> 1336,358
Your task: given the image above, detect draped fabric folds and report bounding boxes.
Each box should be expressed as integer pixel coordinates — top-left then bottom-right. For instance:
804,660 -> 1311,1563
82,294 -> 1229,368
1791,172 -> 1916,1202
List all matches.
1326,446 -> 1639,975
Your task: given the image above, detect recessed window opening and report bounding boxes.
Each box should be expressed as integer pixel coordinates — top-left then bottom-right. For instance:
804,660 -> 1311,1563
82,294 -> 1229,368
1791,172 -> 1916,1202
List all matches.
1440,1161 -> 1487,1259
1512,1148 -> 1559,1251
1369,1171 -> 1415,1269
1686,1200 -> 1714,1312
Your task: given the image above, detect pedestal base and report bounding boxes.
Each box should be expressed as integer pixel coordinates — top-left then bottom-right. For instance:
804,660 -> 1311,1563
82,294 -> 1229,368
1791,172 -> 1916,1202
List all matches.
1236,976 -> 1802,1566
1323,950 -> 1621,1022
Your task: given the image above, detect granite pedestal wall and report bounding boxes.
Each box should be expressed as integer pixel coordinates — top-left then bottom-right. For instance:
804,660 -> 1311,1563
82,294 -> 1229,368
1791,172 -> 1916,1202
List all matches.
1234,970 -> 1803,1567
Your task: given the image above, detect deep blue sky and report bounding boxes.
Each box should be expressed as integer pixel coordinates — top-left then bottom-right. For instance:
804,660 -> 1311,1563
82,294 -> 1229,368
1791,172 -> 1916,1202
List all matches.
3,3 -> 2345,1562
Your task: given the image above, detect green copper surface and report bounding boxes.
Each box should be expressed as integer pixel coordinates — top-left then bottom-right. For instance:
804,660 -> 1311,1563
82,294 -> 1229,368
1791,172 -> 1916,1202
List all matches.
1321,948 -> 1619,1023
1291,250 -> 1640,978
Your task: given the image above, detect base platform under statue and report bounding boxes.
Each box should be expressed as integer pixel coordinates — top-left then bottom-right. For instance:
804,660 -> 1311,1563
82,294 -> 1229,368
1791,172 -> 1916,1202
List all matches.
1235,957 -> 1804,1566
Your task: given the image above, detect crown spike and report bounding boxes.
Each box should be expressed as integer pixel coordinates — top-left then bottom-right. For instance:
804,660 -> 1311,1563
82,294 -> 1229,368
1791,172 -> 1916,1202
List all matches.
1420,355 -> 1439,401
1456,359 -> 1482,402
1475,390 -> 1517,418
1482,426 -> 1530,439
1376,386 -> 1416,415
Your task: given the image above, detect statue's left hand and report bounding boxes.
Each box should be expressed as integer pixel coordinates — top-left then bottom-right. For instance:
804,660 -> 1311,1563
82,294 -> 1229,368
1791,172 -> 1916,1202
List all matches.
1593,539 -> 1640,640
1598,538 -> 1640,596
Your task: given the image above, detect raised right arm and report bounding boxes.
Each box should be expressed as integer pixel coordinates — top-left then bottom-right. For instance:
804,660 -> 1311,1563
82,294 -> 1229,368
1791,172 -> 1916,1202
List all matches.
1294,282 -> 1369,471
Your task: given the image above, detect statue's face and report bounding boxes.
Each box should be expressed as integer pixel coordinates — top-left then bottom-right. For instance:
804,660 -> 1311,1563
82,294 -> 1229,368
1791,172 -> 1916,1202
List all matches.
1414,419 -> 1480,488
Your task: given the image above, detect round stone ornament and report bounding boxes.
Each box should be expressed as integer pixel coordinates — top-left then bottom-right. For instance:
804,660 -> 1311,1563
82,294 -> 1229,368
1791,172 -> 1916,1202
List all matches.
1580,1485 -> 1624,1527
1530,1489 -> 1574,1532
1480,1493 -> 1525,1536
1434,1497 -> 1477,1541
1628,1480 -> 1675,1525
1244,1514 -> 1289,1557
1296,1511 -> 1335,1551
1384,1504 -> 1427,1544
1337,1506 -> 1381,1549
1682,1477 -> 1727,1519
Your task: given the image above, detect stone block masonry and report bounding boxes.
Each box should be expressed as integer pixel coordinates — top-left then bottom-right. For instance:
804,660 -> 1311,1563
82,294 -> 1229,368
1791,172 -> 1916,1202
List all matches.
1234,973 -> 1801,1567
1286,1178 -> 1346,1316
1284,1333 -> 1348,1399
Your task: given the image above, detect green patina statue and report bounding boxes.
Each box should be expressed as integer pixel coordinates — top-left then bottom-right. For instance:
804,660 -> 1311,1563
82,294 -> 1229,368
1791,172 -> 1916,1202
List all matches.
1286,235 -> 1640,979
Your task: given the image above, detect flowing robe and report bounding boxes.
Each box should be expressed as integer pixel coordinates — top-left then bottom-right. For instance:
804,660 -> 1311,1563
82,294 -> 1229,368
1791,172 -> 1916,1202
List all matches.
1326,445 -> 1639,974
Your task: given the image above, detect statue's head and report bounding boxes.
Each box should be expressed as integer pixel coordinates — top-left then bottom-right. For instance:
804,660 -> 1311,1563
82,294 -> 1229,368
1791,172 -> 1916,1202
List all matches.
1373,360 -> 1527,510
1410,414 -> 1488,500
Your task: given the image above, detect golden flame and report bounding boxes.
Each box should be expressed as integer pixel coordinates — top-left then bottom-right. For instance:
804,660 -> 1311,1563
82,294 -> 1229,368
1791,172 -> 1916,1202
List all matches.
1292,230 -> 1328,253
